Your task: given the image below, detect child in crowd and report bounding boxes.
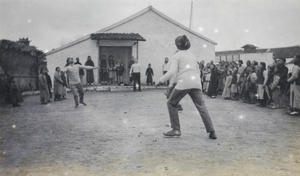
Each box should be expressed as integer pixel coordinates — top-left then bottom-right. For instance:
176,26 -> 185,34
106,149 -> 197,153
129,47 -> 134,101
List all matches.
230,67 -> 240,101
9,78 -> 23,107
108,61 -> 115,84
222,69 -> 232,99
145,63 -> 154,85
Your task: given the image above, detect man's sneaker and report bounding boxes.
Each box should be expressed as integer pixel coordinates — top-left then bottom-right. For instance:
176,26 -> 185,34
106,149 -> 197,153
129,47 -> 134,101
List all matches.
75,104 -> 79,108
289,111 -> 300,116
163,130 -> 181,137
177,106 -> 183,111
209,131 -> 217,139
80,101 -> 87,106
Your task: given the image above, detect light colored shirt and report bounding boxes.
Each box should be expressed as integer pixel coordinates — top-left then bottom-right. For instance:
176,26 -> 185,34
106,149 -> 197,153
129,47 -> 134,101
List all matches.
159,50 -> 201,90
130,63 -> 141,73
63,65 -> 93,84
163,62 -> 170,72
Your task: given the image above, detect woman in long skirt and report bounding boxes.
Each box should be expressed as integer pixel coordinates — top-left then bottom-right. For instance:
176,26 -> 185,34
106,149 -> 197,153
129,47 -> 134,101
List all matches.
207,64 -> 219,98
39,68 -> 50,104
53,67 -> 64,101
85,56 -> 95,85
222,69 -> 232,99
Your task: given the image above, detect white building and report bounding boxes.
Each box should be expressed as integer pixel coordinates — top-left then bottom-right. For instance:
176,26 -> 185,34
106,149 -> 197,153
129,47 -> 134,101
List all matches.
46,6 -> 217,85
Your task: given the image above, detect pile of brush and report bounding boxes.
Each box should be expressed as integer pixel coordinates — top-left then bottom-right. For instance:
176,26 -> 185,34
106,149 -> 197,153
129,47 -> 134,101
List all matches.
0,39 -> 45,92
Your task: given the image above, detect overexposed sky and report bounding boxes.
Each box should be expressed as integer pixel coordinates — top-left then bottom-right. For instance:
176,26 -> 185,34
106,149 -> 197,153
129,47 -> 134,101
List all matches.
1,0 -> 299,52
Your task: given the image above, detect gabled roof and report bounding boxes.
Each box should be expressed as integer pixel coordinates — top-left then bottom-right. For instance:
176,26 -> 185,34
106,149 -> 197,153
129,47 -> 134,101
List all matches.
90,33 -> 146,41
97,6 -> 217,45
46,6 -> 217,56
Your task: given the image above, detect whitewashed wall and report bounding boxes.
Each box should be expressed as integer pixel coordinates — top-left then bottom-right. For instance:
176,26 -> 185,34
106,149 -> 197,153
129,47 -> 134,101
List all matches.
101,10 -> 216,83
46,39 -> 98,85
46,10 -> 216,84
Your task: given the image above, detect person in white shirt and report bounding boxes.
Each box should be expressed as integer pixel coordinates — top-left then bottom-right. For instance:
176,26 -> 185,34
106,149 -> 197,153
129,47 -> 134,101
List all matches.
63,57 -> 98,108
156,35 -> 216,139
129,58 -> 141,91
162,57 -> 170,86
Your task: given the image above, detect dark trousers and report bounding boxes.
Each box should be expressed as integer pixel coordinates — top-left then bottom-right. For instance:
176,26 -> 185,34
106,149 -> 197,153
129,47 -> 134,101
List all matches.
163,71 -> 169,86
132,73 -> 141,91
100,70 -> 107,82
69,83 -> 84,104
167,88 -> 215,132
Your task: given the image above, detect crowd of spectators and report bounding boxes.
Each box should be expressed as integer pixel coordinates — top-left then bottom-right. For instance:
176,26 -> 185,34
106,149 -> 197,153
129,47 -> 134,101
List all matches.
199,56 -> 300,116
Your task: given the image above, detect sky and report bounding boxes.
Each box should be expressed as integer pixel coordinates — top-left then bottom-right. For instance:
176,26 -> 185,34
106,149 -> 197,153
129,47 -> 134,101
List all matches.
1,0 -> 300,52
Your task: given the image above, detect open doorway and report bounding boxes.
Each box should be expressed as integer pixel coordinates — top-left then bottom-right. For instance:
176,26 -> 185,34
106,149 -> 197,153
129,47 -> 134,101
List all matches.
98,46 -> 132,85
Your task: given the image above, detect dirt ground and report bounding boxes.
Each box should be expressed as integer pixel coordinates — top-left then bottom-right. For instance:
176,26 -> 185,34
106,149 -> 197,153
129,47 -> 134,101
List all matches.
0,88 -> 300,176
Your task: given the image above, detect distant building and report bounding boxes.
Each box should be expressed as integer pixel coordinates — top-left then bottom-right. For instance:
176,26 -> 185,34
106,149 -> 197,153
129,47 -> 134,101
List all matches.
45,6 -> 217,84
215,45 -> 300,71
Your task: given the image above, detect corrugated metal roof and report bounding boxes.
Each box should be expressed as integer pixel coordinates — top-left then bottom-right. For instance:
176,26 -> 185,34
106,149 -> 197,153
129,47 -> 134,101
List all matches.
90,33 -> 146,41
215,49 -> 243,56
262,46 -> 300,58
216,45 -> 300,59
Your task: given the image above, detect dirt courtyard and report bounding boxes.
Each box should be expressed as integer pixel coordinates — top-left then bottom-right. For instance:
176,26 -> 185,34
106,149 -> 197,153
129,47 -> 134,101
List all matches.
0,89 -> 300,176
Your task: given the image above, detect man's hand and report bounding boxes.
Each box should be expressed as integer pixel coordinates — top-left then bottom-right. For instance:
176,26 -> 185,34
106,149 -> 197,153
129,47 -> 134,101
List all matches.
155,81 -> 164,88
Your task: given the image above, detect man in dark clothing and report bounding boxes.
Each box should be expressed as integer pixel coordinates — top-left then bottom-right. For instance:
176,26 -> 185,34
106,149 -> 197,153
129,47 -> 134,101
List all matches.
45,72 -> 52,100
270,57 -> 289,108
75,57 -> 85,83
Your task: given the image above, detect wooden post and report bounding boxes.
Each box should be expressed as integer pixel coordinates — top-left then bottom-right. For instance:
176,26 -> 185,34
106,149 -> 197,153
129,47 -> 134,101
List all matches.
136,41 -> 139,61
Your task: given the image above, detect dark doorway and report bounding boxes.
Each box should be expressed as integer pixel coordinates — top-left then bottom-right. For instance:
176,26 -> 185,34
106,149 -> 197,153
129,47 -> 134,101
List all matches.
99,46 -> 132,84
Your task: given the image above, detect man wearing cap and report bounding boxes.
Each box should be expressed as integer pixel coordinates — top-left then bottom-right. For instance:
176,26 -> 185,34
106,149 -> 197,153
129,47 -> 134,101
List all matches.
156,35 -> 217,139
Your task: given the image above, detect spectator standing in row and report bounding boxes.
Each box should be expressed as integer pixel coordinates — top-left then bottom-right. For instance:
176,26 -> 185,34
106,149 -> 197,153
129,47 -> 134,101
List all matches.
287,55 -> 300,115
256,62 -> 269,107
53,67 -> 64,101
39,68 -> 50,105
238,60 -> 244,75
162,57 -> 170,86
75,57 -> 85,83
99,55 -> 108,85
222,69 -> 232,99
108,56 -> 115,84
202,62 -> 211,93
199,60 -> 205,90
128,56 -> 135,85
85,56 -> 95,85
244,67 -> 257,104
45,70 -> 52,101
230,67 -> 240,100
130,58 -> 141,91
115,62 -> 125,85
207,64 -> 219,98
61,71 -> 68,99
269,57 -> 288,109
9,78 -> 23,107
145,63 -> 154,85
